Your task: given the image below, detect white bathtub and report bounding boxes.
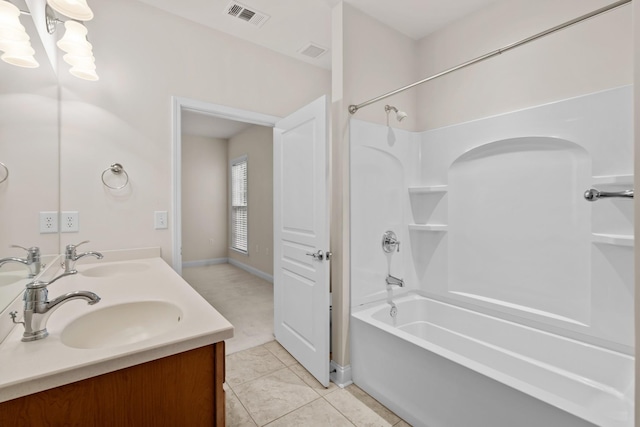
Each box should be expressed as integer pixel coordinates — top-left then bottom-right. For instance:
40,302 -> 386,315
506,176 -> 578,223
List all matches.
351,293 -> 633,427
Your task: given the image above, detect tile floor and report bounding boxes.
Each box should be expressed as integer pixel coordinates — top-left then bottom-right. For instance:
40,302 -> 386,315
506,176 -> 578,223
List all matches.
184,263 -> 274,354
226,341 -> 411,427
184,263 -> 410,426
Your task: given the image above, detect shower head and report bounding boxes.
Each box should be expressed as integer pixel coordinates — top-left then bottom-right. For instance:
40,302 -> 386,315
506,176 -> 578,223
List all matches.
385,105 -> 408,123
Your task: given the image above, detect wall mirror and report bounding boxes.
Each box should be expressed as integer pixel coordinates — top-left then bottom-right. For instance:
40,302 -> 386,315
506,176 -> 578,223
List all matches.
0,0 -> 59,313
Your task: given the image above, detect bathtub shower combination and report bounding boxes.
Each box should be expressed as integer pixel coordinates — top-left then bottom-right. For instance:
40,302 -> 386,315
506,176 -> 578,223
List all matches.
349,86 -> 634,427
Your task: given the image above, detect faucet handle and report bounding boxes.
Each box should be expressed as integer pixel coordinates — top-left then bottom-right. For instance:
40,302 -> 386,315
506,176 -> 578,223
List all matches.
382,231 -> 400,253
67,240 -> 90,250
65,241 -> 90,257
10,244 -> 39,253
10,245 -> 40,261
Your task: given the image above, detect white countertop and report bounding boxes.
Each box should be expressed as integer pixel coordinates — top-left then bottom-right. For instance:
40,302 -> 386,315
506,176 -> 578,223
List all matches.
0,249 -> 234,403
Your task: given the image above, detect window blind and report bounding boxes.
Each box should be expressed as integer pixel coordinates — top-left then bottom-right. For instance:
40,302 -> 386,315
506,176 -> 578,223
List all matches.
231,158 -> 248,253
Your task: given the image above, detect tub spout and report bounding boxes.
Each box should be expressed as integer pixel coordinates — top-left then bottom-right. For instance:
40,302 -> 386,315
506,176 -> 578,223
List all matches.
386,274 -> 404,287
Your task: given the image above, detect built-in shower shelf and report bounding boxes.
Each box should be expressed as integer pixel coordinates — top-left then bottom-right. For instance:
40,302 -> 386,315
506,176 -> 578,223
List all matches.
408,185 -> 448,195
409,224 -> 448,232
592,233 -> 634,247
591,174 -> 633,186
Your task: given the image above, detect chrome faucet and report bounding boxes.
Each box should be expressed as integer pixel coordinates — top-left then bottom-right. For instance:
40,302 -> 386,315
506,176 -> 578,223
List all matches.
386,274 -> 404,287
63,241 -> 103,273
382,231 -> 400,253
13,271 -> 101,341
0,245 -> 41,278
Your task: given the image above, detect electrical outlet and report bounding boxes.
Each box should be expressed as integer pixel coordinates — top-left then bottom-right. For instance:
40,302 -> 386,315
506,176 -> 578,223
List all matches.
154,211 -> 168,229
39,211 -> 58,234
61,211 -> 79,233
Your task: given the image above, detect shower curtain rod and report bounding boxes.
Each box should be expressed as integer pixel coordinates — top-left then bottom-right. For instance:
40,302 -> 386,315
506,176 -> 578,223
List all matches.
348,0 -> 631,115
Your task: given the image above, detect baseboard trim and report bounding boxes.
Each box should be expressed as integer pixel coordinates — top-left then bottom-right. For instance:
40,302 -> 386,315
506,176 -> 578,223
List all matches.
228,259 -> 274,283
182,258 -> 228,268
330,361 -> 353,388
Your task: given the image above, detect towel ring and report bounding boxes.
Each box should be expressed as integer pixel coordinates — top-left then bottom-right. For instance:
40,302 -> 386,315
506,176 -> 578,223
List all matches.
0,162 -> 8,184
101,163 -> 129,190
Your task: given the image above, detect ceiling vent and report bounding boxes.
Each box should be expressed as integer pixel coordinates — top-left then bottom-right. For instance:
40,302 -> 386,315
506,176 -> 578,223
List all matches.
225,2 -> 270,27
298,43 -> 328,59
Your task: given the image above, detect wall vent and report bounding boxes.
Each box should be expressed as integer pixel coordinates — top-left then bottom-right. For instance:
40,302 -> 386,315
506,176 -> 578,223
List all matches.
298,43 -> 328,59
225,2 -> 270,27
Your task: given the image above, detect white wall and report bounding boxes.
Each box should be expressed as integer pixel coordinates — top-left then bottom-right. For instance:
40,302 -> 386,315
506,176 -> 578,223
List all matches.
416,0 -> 632,130
58,0 -> 331,263
341,4 -> 419,130
227,125 -> 273,276
181,134 -> 227,263
0,67 -> 58,257
331,3 -> 419,368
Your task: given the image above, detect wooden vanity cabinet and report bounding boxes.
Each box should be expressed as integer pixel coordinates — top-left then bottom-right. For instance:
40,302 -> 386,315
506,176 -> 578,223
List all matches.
0,341 -> 226,426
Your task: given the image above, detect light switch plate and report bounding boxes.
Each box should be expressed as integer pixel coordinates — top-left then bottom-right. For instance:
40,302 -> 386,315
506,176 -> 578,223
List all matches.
154,211 -> 168,229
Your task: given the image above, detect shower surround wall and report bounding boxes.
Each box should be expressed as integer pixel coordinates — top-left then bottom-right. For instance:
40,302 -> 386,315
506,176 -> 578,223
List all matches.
350,86 -> 634,427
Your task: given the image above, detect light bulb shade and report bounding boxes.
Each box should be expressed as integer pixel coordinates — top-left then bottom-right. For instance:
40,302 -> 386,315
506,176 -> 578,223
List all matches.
0,1 -> 20,19
0,38 -> 32,53
63,53 -> 95,68
0,1 -> 42,69
47,0 -> 93,21
60,40 -> 92,56
1,51 -> 39,68
0,14 -> 23,30
57,21 -> 93,55
0,1 -> 27,40
69,66 -> 98,81
0,26 -> 29,42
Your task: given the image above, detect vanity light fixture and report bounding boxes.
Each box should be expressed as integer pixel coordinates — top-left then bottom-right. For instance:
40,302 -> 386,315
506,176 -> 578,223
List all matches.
55,19 -> 98,80
47,0 -> 93,22
0,0 -> 98,79
0,0 -> 38,68
46,5 -> 99,81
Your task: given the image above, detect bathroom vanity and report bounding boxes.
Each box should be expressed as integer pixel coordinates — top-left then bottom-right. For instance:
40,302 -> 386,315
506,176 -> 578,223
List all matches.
0,248 -> 233,426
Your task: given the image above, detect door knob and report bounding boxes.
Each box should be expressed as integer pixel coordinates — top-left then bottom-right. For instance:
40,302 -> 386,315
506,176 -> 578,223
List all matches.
305,250 -> 324,261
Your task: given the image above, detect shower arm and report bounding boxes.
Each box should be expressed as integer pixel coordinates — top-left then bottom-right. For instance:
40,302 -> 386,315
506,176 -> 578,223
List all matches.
348,0 -> 631,115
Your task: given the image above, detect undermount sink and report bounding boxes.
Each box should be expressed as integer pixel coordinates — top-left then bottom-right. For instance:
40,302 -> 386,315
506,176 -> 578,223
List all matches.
0,274 -> 24,287
80,262 -> 149,278
61,301 -> 183,349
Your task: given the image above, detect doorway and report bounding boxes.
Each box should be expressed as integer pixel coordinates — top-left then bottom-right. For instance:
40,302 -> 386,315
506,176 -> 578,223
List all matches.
172,97 -> 280,354
172,96 -> 331,387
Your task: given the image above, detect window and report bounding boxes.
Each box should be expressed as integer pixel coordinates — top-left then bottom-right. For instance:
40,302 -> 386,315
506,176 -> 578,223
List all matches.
231,156 -> 248,253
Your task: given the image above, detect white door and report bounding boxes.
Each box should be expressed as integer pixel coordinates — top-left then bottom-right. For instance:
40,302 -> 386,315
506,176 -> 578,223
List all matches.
273,96 -> 330,387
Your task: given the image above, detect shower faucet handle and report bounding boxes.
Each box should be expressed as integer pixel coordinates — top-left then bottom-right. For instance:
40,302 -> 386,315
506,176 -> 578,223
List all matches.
382,231 -> 400,253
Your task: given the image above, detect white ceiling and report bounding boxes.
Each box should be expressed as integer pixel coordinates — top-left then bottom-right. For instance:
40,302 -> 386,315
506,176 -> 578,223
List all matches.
135,0 -> 499,70
159,0 -> 499,137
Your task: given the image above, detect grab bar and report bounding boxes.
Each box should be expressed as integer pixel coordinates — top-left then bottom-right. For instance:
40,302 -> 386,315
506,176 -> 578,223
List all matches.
584,188 -> 634,202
